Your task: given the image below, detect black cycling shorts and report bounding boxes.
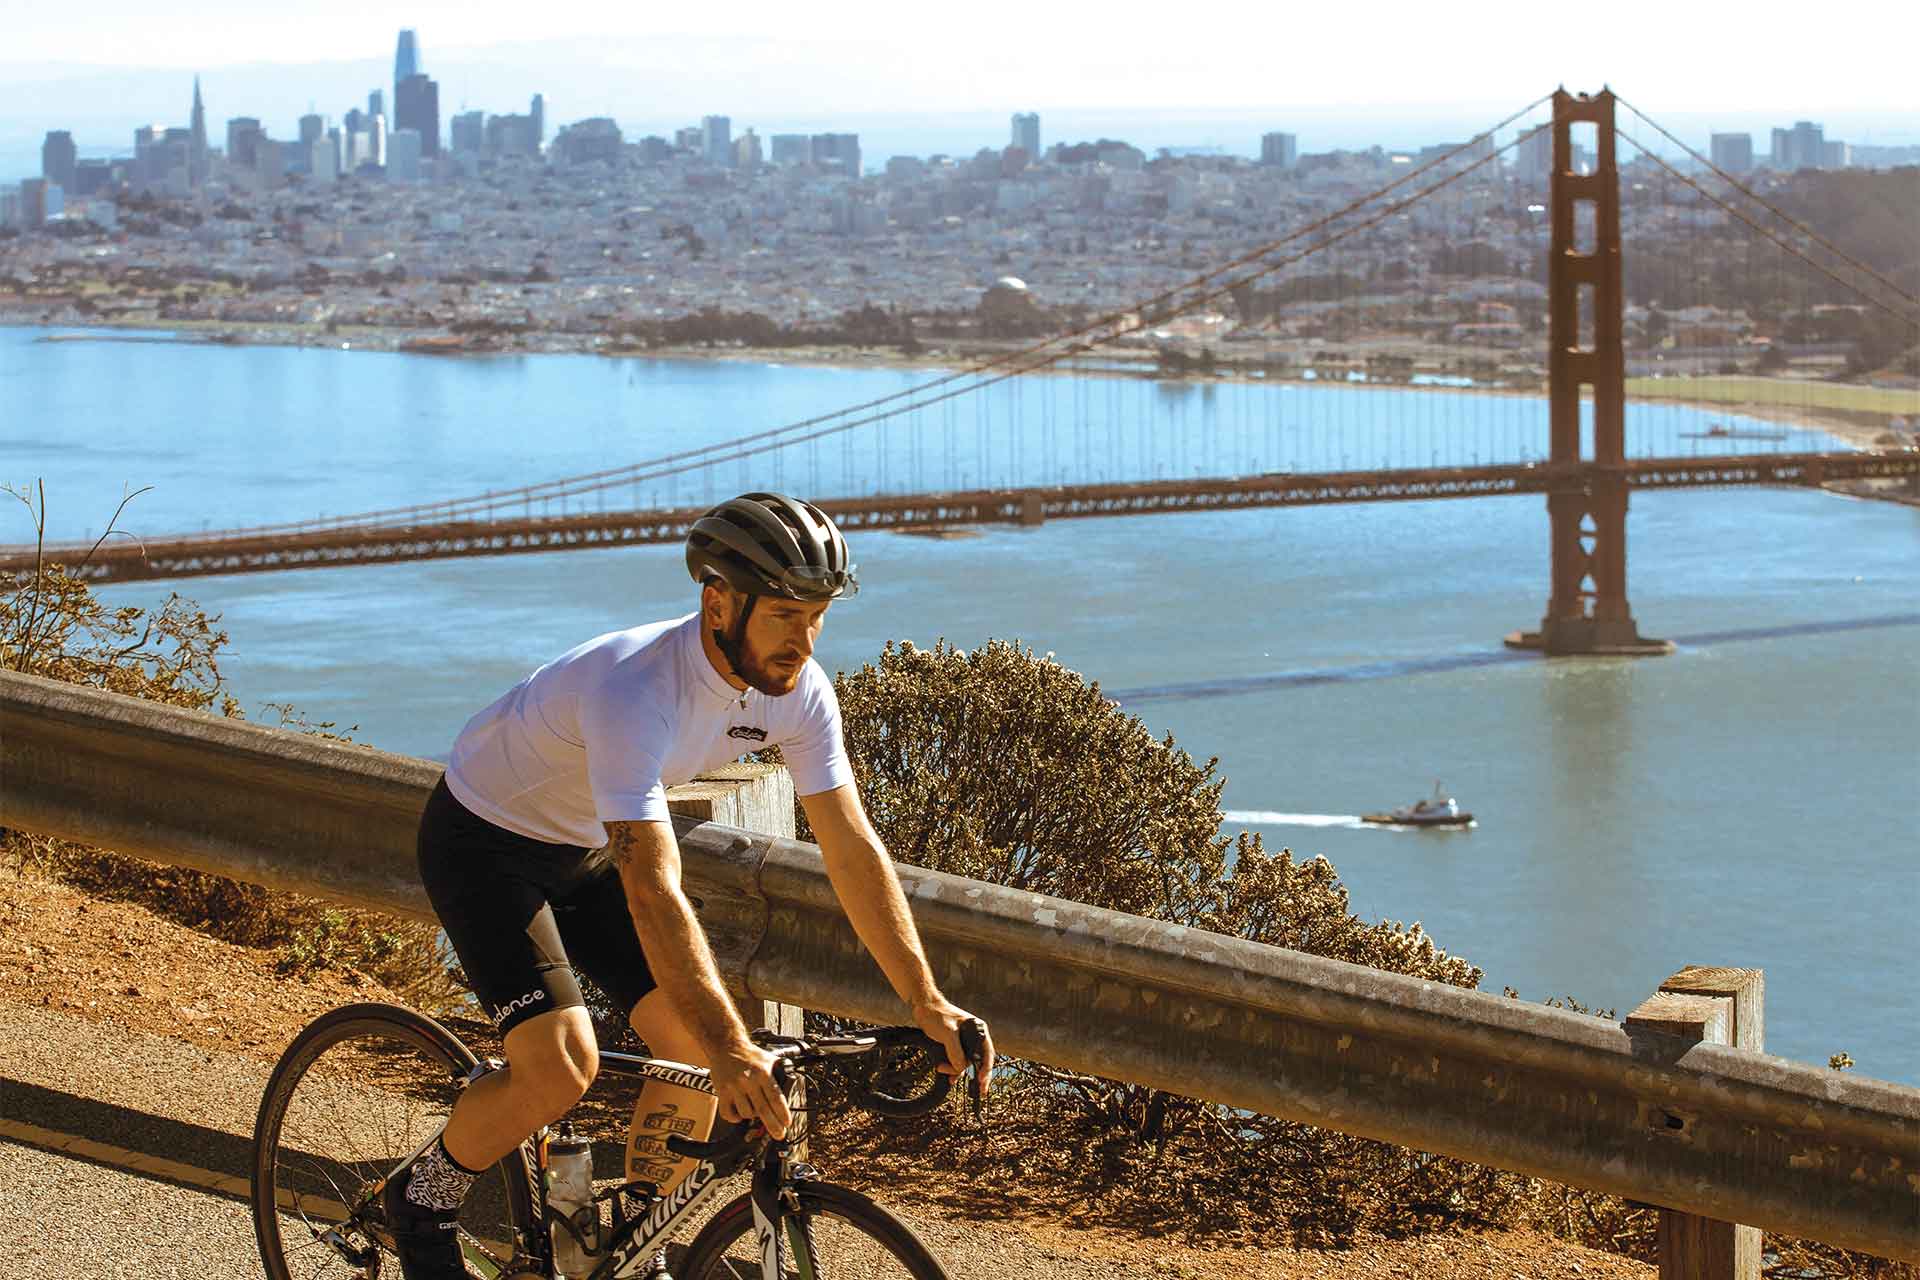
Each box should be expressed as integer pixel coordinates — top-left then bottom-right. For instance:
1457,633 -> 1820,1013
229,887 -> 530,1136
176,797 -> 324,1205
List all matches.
417,777 -> 656,1039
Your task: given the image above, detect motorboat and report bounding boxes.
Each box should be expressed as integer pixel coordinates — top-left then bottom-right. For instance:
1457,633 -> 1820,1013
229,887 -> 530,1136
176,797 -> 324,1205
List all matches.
1680,422 -> 1790,442
1362,783 -> 1474,828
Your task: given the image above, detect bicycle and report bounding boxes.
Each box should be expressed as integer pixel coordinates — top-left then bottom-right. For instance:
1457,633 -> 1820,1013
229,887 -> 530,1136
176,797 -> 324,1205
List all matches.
250,1001 -> 987,1280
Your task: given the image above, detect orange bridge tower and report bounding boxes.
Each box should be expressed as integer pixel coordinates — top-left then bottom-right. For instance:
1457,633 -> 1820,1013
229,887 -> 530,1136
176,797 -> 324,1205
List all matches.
1507,89 -> 1673,657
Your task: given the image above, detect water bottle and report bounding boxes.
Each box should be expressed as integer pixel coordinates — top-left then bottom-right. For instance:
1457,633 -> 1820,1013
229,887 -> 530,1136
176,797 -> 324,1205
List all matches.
546,1132 -> 602,1279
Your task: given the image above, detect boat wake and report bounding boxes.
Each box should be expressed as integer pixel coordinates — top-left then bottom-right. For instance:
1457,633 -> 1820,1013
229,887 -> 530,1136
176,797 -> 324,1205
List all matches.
1222,810 -> 1369,830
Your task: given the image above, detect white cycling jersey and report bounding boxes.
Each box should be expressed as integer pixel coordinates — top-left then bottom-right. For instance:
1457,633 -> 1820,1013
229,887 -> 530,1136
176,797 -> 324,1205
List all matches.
444,613 -> 851,848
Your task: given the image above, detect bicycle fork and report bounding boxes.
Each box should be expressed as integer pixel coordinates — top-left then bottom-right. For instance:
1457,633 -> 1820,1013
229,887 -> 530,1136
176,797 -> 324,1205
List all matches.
749,1157 -> 822,1280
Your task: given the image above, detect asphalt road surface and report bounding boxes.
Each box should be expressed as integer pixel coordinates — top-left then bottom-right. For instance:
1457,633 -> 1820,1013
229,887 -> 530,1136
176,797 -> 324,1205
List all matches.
0,1138 -> 268,1278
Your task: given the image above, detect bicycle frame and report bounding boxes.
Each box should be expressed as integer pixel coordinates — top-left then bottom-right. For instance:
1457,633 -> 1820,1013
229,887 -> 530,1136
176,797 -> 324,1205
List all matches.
519,1048 -> 799,1280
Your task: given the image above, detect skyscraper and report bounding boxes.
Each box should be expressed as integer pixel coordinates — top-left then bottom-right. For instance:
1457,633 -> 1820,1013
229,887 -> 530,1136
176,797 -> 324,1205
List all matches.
226,117 -> 263,169
733,129 -> 762,171
531,95 -> 544,148
1260,131 -> 1297,168
387,128 -> 422,182
1514,125 -> 1553,184
189,76 -> 208,186
396,74 -> 440,157
702,115 -> 732,167
451,110 -> 485,154
810,133 -> 860,178
1010,112 -> 1040,160
394,29 -> 420,87
299,113 -> 324,146
41,131 -> 77,190
1771,121 -> 1824,171
1709,133 -> 1753,174
369,90 -> 385,123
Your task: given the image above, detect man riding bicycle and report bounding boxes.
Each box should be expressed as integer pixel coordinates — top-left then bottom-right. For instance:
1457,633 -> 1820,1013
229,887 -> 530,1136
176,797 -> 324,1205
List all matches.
391,492 -> 994,1279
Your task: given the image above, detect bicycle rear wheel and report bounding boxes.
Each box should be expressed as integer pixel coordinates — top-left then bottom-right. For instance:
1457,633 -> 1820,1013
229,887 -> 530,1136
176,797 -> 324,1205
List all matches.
251,1002 -> 536,1280
679,1180 -> 948,1279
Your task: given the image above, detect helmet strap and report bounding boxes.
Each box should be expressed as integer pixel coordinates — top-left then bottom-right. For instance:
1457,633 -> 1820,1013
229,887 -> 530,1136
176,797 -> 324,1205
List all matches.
712,591 -> 758,692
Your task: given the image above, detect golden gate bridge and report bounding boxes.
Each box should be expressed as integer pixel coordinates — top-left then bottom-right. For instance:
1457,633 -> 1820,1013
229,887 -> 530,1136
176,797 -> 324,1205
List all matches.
6,90 -> 1916,655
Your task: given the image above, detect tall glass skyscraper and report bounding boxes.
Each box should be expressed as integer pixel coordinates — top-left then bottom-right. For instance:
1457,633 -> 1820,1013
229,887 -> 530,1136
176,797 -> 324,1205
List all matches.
394,30 -> 420,88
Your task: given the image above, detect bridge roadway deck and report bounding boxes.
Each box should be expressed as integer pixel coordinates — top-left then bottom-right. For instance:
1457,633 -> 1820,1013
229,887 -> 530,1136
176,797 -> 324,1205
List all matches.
6,451 -> 1915,584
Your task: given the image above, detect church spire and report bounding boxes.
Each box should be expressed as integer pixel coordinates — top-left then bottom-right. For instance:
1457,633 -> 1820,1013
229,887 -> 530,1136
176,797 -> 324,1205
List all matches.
189,74 -> 208,187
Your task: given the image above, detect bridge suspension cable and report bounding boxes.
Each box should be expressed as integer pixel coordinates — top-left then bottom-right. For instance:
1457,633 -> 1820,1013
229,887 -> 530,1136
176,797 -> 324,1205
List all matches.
1617,96 -> 1920,314
59,95 -> 1556,549
453,121 -> 1551,506
1616,130 -> 1919,329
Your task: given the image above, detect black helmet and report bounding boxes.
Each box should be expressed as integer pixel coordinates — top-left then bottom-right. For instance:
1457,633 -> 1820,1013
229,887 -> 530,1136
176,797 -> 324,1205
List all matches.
686,492 -> 858,601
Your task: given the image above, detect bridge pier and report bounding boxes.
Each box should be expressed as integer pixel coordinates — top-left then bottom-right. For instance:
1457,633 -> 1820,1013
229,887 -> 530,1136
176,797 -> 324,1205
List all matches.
1506,88 -> 1671,657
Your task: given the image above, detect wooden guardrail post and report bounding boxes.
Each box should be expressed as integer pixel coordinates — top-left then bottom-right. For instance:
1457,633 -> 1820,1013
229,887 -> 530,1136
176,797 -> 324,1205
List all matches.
1624,966 -> 1765,1280
664,761 -> 808,1158
664,761 -> 804,1038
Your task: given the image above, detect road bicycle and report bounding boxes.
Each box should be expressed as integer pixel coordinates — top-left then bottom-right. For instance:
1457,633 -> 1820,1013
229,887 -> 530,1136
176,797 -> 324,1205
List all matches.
251,1001 -> 985,1279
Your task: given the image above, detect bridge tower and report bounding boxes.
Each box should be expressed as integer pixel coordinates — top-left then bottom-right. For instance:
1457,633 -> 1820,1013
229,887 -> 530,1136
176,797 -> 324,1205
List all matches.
1507,90 -> 1673,656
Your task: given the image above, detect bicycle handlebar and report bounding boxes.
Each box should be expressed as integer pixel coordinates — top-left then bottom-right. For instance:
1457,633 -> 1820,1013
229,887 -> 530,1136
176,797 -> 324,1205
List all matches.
661,1021 -> 990,1160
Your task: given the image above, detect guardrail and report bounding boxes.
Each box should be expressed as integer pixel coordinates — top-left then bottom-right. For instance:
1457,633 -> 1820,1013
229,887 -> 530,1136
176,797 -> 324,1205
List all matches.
2,667 -> 1915,1262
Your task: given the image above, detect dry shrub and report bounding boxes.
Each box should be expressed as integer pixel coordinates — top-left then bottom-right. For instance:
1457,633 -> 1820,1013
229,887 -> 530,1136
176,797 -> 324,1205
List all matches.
798,639 -> 1493,1243
2,486 -> 459,1012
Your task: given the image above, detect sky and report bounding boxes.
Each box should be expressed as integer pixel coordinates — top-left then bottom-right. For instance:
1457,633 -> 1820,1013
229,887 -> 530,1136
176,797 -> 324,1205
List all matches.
4,0 -> 1917,176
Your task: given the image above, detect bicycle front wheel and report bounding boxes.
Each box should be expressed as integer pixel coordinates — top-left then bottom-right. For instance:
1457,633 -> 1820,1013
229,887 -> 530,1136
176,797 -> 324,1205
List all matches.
251,1002 -> 536,1280
679,1180 -> 949,1279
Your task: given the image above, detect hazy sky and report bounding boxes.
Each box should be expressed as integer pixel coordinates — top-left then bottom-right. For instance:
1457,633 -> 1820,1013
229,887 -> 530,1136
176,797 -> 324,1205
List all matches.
4,0 -> 1916,167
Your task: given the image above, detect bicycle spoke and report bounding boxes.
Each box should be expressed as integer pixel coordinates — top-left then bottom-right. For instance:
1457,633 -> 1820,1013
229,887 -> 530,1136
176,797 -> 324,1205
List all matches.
254,1009 -> 531,1280
688,1190 -> 941,1279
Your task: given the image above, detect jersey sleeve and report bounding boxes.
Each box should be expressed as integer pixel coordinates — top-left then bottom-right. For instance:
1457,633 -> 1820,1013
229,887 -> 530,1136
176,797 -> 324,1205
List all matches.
780,665 -> 856,798
577,683 -> 673,826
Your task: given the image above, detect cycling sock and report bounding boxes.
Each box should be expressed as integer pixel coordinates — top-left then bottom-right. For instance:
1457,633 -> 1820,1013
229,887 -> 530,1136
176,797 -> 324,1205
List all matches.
404,1134 -> 481,1212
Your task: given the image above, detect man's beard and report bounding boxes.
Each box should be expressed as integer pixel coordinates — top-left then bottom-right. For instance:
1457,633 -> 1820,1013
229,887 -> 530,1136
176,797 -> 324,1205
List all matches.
736,645 -> 804,697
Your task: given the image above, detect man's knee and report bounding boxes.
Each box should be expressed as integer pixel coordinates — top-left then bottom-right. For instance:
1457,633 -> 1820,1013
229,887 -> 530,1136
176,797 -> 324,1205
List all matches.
505,1007 -> 600,1117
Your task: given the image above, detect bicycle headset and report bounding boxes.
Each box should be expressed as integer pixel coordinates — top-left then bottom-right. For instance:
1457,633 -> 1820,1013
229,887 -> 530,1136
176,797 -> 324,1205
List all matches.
685,492 -> 858,678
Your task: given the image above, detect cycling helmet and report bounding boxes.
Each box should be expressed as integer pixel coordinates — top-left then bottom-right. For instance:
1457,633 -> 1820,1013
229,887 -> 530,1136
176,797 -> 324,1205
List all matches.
686,492 -> 858,602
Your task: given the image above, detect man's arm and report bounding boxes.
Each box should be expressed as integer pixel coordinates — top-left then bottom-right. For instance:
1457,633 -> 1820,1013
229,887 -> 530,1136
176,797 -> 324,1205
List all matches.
605,819 -> 791,1136
798,785 -> 995,1087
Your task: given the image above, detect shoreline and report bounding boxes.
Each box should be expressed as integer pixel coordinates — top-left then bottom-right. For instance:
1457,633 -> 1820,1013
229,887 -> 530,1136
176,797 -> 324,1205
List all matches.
8,313 -> 1913,456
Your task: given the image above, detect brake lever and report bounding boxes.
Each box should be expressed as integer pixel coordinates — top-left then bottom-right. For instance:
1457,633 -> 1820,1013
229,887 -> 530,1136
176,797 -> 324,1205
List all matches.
956,1018 -> 989,1127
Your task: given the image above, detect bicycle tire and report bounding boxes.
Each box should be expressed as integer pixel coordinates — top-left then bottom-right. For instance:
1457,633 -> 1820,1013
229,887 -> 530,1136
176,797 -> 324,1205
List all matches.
678,1180 -> 949,1280
251,1001 -> 538,1280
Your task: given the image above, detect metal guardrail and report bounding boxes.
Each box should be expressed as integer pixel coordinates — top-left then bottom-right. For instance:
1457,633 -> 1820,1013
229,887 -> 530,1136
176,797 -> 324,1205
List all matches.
2,667 -> 1915,1260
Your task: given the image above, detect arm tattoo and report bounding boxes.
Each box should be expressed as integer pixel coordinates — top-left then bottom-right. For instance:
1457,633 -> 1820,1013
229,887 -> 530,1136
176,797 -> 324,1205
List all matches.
607,822 -> 644,870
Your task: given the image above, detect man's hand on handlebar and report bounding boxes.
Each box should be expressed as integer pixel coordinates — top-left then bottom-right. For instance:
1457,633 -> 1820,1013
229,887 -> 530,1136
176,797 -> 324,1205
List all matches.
911,1000 -> 994,1098
709,1041 -> 792,1139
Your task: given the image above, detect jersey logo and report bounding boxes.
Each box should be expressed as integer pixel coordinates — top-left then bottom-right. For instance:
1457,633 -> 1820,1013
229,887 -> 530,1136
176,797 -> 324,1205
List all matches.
726,725 -> 768,742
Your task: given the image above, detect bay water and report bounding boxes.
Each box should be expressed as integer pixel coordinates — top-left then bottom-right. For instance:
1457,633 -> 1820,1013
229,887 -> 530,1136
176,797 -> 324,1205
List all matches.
5,326 -> 1915,1083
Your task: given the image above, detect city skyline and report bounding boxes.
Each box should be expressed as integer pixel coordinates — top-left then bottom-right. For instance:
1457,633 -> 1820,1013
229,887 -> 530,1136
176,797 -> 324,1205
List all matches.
7,3 -> 1920,188
3,0 -> 1914,117
5,0 -> 1919,144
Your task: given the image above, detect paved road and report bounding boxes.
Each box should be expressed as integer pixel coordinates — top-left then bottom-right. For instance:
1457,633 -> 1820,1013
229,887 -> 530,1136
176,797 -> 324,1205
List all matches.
1,1001 -> 276,1276
0,1138 -> 268,1278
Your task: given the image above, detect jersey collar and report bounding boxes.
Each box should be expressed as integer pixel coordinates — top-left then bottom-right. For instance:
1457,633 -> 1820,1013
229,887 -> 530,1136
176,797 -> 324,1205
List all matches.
682,612 -> 749,705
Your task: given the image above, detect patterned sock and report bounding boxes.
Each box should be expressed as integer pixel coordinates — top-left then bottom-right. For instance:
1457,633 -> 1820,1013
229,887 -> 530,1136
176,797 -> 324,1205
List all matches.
404,1135 -> 480,1212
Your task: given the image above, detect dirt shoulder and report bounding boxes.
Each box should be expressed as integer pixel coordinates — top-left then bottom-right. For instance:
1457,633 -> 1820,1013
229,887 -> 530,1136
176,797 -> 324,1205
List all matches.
0,864 -> 1657,1279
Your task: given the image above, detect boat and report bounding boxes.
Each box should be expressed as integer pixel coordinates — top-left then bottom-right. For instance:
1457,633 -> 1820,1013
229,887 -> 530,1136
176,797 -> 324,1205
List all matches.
1679,422 -> 1790,442
1361,782 -> 1474,828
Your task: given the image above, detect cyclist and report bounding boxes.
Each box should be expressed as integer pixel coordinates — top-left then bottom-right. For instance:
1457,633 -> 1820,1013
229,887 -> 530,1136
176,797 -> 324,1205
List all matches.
388,491 -> 994,1279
